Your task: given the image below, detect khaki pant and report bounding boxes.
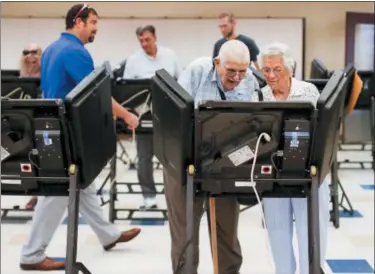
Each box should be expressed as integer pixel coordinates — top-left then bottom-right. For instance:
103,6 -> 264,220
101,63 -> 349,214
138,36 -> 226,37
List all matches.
164,170 -> 242,274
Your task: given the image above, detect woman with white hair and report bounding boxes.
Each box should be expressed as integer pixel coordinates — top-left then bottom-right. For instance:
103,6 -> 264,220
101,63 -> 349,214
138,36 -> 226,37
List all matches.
19,43 -> 42,78
253,42 -> 331,274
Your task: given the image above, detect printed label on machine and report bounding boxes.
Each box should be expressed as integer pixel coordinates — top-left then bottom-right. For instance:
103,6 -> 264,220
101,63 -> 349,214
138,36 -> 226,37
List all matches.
228,145 -> 255,166
235,181 -> 253,187
1,146 -> 10,162
1,179 -> 21,185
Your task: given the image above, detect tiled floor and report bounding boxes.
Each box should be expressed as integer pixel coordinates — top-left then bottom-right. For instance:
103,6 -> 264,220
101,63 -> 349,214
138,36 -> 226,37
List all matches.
1,142 -> 374,274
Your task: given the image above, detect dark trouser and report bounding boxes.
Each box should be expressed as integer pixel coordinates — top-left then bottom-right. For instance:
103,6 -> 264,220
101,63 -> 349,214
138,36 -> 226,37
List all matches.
163,170 -> 243,274
136,134 -> 157,198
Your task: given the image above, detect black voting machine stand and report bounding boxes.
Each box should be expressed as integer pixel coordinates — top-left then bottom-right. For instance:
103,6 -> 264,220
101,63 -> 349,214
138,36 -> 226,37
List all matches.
335,70 -> 374,171
1,76 -> 43,223
151,68 -> 350,274
305,64 -> 359,228
1,76 -> 41,99
1,65 -> 117,274
107,77 -> 167,222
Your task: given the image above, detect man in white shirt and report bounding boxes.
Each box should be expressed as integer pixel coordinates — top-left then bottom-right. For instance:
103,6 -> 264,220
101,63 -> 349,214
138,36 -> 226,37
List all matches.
123,25 -> 182,210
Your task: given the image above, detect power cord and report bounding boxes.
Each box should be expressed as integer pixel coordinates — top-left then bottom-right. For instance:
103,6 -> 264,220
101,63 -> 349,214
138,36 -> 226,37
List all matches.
249,132 -> 276,272
28,149 -> 40,169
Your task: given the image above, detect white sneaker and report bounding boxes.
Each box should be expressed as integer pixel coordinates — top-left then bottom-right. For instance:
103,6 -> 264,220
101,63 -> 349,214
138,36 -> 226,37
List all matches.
139,197 -> 157,211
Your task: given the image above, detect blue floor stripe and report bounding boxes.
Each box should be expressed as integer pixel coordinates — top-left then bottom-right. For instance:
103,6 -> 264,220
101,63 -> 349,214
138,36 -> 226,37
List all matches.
50,257 -> 65,262
49,257 -> 65,271
130,219 -> 165,226
327,259 -> 374,273
360,184 -> 374,190
62,216 -> 87,225
339,209 -> 363,218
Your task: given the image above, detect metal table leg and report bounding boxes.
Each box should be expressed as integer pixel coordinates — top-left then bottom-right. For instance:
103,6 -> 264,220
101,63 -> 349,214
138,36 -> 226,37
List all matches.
66,165 -> 92,274
370,96 -> 375,183
308,168 -> 325,274
185,168 -> 195,274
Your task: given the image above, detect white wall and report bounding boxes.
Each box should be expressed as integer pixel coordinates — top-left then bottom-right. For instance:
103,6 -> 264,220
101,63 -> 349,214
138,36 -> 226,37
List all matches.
1,18 -> 304,79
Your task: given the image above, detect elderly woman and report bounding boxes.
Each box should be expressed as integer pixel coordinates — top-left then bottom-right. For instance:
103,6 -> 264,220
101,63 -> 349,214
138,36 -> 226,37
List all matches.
20,43 -> 42,209
19,43 -> 42,78
252,42 -> 331,274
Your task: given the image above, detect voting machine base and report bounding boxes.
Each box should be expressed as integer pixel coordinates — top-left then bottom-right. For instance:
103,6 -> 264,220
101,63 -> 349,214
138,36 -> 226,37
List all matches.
337,143 -> 372,170
329,156 -> 355,228
1,208 -> 34,224
108,181 -> 168,222
104,132 -> 165,222
108,165 -> 167,222
97,149 -> 168,222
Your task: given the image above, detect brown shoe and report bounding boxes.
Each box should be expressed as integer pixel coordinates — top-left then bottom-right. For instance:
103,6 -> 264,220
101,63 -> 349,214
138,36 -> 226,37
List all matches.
20,257 -> 65,271
25,197 -> 38,210
103,228 -> 141,251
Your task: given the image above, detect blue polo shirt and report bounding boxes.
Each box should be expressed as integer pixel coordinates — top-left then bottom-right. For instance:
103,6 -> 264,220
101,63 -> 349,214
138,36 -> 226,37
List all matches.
40,32 -> 94,99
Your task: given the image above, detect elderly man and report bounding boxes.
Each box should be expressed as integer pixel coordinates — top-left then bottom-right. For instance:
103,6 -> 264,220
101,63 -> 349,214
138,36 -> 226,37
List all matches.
164,39 -> 259,274
123,25 -> 182,210
251,42 -> 330,274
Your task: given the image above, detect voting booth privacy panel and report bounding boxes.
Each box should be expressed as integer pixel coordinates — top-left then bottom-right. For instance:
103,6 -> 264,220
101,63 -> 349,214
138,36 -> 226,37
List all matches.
151,68 -> 349,274
1,17 -> 305,79
1,65 -> 116,195
151,68 -> 349,190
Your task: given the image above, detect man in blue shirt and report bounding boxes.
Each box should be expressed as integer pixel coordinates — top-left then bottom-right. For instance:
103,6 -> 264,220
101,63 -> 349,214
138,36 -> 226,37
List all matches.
164,40 -> 259,274
20,4 -> 141,271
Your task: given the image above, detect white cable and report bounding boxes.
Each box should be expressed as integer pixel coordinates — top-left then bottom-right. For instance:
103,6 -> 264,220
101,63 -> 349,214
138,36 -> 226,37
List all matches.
249,132 -> 276,272
131,92 -> 151,158
2,87 -> 22,98
119,88 -> 151,146
120,89 -> 149,107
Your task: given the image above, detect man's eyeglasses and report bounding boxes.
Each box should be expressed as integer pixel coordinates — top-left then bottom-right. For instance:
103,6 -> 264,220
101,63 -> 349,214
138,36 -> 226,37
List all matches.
22,50 -> 39,56
226,68 -> 247,78
73,4 -> 89,22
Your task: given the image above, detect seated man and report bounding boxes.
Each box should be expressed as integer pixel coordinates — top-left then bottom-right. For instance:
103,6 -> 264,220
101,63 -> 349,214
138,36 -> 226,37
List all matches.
164,40 -> 259,274
251,42 -> 331,274
123,25 -> 182,210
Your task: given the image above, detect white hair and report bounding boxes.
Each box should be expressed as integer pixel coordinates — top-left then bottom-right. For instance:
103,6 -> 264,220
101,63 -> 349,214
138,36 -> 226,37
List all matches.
217,40 -> 250,65
260,42 -> 295,74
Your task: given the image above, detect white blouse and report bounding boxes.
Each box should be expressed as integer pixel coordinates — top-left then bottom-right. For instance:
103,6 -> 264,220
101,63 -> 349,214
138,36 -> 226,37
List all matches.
252,78 -> 320,106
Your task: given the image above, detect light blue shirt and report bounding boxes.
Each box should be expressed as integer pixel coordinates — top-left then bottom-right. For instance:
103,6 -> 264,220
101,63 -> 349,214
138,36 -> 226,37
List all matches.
178,57 -> 259,108
123,45 -> 182,79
